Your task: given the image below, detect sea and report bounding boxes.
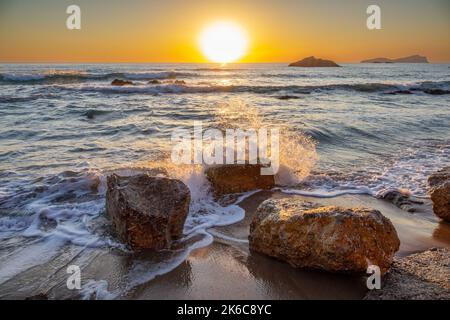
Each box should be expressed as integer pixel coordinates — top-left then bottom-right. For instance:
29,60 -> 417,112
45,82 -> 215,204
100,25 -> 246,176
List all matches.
0,63 -> 449,298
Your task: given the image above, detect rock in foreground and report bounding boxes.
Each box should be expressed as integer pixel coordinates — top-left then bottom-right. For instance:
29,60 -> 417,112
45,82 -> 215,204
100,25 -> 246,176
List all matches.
428,167 -> 450,222
249,199 -> 400,274
289,56 -> 340,67
205,164 -> 275,196
365,248 -> 450,300
106,174 -> 190,250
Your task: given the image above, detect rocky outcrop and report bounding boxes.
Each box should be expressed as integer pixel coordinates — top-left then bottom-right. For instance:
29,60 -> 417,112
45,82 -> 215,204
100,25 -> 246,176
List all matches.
377,189 -> 423,213
148,79 -> 161,84
249,198 -> 400,274
365,248 -> 450,300
428,167 -> 450,222
205,164 -> 275,196
111,79 -> 133,86
361,55 -> 429,63
289,56 -> 341,67
105,174 -> 190,250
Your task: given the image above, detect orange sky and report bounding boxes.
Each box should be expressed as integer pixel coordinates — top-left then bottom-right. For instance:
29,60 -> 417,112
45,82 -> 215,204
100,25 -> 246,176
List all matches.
1,0 -> 449,63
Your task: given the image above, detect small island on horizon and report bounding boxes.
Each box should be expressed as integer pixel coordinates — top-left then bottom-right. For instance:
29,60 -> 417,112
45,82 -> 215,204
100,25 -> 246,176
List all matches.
361,55 -> 429,63
289,56 -> 341,67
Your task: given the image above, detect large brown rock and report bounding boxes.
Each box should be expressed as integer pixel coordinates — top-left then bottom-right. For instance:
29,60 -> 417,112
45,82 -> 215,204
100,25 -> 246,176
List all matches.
365,248 -> 450,300
428,167 -> 450,222
289,56 -> 341,67
249,199 -> 400,275
205,164 -> 275,196
105,174 -> 190,250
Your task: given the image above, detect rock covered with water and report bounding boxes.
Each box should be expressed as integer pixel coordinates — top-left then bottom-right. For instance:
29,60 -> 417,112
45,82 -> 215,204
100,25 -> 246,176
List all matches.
377,189 -> 424,213
105,173 -> 190,250
249,198 -> 400,274
111,79 -> 133,86
365,248 -> 450,300
428,167 -> 450,222
205,164 -> 275,196
289,56 -> 340,67
423,89 -> 450,95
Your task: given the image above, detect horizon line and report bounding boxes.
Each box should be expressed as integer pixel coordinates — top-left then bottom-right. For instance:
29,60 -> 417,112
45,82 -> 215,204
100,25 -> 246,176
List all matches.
1,60 -> 450,64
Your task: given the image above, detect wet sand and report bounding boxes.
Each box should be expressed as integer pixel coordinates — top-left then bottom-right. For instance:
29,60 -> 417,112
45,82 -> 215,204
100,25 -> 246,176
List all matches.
1,191 -> 449,300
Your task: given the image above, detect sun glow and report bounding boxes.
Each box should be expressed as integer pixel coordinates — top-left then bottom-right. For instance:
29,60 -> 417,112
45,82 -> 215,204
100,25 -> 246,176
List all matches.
199,21 -> 248,64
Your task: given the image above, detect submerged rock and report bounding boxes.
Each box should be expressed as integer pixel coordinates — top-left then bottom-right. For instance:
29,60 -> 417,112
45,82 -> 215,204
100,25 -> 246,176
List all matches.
205,164 -> 275,196
423,89 -> 450,95
105,174 -> 190,250
386,90 -> 413,95
289,56 -> 340,67
111,79 -> 133,86
148,79 -> 161,84
428,167 -> 450,222
276,95 -> 301,100
365,248 -> 450,300
377,189 -> 423,213
249,198 -> 400,274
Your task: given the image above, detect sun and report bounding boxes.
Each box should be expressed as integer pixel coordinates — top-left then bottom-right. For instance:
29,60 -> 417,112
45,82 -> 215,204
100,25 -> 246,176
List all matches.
199,21 -> 248,64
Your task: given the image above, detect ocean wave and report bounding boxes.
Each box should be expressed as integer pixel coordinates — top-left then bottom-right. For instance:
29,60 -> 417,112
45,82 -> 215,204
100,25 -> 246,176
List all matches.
0,71 -> 196,84
62,80 -> 450,96
192,67 -> 246,72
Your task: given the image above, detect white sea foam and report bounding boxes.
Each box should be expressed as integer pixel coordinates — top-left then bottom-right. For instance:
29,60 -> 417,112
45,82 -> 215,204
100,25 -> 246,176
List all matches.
279,187 -> 373,198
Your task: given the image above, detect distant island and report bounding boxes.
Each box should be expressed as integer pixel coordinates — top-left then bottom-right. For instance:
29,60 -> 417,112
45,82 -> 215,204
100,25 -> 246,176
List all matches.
289,56 -> 341,67
361,55 -> 429,63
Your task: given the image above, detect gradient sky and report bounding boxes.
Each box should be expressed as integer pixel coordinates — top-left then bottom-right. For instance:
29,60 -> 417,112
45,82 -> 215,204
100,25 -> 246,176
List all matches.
1,0 -> 449,63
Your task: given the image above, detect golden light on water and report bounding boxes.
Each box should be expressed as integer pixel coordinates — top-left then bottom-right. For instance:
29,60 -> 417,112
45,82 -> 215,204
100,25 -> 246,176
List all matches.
199,21 -> 248,64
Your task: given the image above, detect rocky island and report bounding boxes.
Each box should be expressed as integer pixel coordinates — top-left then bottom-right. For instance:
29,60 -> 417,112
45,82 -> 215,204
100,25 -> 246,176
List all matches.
361,55 -> 429,63
289,56 -> 341,67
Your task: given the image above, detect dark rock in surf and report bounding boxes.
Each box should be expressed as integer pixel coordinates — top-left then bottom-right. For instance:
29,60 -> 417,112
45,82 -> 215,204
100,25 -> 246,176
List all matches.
276,95 -> 301,100
428,167 -> 450,222
205,164 -> 275,196
174,80 -> 186,85
148,79 -> 161,84
423,89 -> 450,95
377,189 -> 424,213
111,79 -> 133,86
289,56 -> 341,67
386,90 -> 413,95
105,174 -> 190,250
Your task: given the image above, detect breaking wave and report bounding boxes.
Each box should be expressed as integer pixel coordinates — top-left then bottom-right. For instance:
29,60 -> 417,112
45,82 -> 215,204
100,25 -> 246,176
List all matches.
61,80 -> 450,96
0,71 -> 196,84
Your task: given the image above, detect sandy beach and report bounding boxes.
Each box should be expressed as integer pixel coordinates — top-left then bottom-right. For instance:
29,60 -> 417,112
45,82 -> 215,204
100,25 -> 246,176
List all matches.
1,189 -> 448,300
